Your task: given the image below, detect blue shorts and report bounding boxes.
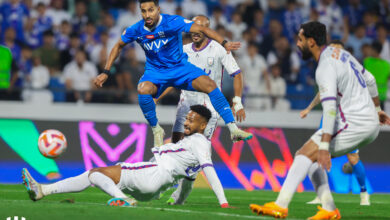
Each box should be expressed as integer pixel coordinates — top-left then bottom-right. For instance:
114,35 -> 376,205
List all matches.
139,61 -> 207,98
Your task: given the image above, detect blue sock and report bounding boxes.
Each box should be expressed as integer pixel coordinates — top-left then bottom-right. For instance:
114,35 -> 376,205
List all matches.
208,88 -> 235,124
352,160 -> 367,192
138,94 -> 158,126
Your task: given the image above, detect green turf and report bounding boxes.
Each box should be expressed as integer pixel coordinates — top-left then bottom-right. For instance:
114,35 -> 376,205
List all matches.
1,184 -> 390,220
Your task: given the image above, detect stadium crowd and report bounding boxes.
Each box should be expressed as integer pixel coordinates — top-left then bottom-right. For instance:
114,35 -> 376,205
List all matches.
0,0 -> 389,110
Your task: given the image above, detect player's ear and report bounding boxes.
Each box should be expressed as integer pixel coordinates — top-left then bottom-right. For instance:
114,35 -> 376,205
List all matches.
200,120 -> 207,130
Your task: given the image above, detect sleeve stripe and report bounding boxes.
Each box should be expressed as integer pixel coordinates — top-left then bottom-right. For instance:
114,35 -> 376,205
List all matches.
230,70 -> 241,77
201,163 -> 213,169
321,97 -> 337,102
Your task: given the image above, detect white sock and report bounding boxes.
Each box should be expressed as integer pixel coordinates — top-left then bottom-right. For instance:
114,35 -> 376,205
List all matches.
308,162 -> 336,211
276,155 -> 313,208
42,171 -> 91,196
151,124 -> 161,132
88,172 -> 127,198
227,122 -> 238,132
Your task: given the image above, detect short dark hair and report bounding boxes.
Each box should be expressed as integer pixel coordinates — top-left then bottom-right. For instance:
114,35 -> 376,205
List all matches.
329,39 -> 344,48
139,0 -> 159,5
300,21 -> 327,46
190,105 -> 211,122
371,41 -> 383,54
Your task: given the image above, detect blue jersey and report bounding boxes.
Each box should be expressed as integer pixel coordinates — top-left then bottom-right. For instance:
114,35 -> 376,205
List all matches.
121,14 -> 194,70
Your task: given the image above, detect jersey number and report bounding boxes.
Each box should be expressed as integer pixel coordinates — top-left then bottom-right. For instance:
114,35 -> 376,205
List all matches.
349,61 -> 366,88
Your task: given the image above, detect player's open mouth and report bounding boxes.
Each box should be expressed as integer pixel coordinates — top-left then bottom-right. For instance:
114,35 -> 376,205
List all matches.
146,19 -> 153,24
184,126 -> 190,134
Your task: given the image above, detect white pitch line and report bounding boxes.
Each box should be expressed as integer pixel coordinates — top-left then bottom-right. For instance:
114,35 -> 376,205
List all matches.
0,199 -> 303,220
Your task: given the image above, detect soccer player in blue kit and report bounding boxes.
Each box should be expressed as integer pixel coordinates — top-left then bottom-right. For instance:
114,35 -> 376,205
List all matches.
94,0 -> 253,147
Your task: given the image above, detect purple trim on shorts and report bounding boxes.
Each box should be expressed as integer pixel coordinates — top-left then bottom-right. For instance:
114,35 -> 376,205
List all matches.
201,163 -> 213,169
332,123 -> 349,138
121,164 -> 157,170
321,96 -> 337,102
230,70 -> 241,77
152,148 -> 186,155
192,39 -> 212,52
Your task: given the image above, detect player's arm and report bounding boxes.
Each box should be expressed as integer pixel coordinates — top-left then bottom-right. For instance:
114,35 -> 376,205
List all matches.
94,39 -> 127,88
202,165 -> 229,207
363,69 -> 390,125
220,47 -> 246,122
316,60 -> 338,171
154,87 -> 175,104
189,24 -> 240,53
190,136 -> 230,208
167,177 -> 195,205
300,92 -> 320,118
232,72 -> 246,121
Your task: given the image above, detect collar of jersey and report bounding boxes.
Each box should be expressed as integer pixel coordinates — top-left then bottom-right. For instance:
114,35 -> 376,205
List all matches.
143,15 -> 163,32
192,39 -> 212,52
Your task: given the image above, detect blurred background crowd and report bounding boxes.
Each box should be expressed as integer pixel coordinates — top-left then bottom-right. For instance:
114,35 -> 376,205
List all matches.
0,0 -> 389,111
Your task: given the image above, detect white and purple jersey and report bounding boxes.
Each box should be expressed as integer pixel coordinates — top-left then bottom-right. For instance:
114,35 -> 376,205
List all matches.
316,46 -> 378,129
181,40 -> 241,101
151,133 -> 212,181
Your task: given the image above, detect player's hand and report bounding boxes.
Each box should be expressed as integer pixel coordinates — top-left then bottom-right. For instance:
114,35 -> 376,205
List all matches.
300,108 -> 310,118
224,41 -> 241,54
94,73 -> 108,88
166,197 -> 176,205
378,110 -> 390,125
153,98 -> 159,104
232,106 -> 246,122
221,203 -> 237,209
317,150 -> 331,171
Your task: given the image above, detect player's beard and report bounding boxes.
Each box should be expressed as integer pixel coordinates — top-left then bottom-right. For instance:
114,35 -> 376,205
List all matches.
299,45 -> 313,60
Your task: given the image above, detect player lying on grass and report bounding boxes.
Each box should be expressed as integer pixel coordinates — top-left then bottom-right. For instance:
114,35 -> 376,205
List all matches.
22,105 -> 232,208
249,21 -> 390,220
301,40 -> 371,206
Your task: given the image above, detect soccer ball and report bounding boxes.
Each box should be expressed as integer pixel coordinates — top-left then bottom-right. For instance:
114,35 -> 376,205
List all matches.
38,129 -> 67,158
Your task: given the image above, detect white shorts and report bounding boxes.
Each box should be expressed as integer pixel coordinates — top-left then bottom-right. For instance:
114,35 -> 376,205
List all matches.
173,96 -> 219,139
311,122 -> 379,157
116,162 -> 173,201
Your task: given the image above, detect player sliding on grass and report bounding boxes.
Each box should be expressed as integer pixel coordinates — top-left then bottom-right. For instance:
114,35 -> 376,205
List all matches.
22,105 -> 233,208
249,21 -> 390,220
93,0 -> 252,147
302,40 -> 371,206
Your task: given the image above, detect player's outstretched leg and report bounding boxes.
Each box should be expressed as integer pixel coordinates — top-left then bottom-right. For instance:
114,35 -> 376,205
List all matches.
22,168 -> 44,201
307,163 -> 341,220
250,154 -> 313,218
22,168 -> 92,201
347,152 -> 369,205
192,76 -> 252,142
89,166 -> 137,206
137,82 -> 165,147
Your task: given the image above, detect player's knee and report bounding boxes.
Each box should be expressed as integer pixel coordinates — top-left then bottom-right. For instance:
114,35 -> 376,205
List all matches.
347,153 -> 359,165
137,82 -> 155,95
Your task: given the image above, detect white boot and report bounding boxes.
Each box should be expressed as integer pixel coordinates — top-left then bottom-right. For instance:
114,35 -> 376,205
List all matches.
360,191 -> 370,206
22,168 -> 44,201
152,124 -> 165,147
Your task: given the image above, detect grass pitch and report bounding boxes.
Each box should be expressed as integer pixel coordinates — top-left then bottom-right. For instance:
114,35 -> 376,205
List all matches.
1,184 -> 389,220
